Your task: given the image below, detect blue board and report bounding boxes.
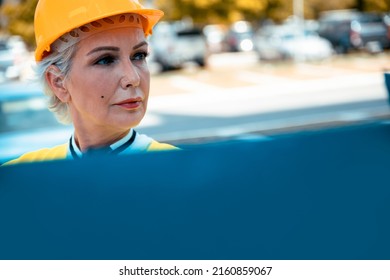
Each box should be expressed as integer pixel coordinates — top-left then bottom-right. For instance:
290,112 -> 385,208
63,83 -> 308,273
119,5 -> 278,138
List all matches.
1,121 -> 389,260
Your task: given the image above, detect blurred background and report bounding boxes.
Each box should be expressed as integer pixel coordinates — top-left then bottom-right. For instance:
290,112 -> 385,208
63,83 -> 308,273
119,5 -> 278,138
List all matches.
1,0 -> 390,164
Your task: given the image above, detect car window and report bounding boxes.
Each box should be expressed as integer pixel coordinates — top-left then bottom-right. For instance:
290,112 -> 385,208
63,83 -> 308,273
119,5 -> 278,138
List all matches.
177,29 -> 203,37
358,14 -> 383,23
0,43 -> 8,51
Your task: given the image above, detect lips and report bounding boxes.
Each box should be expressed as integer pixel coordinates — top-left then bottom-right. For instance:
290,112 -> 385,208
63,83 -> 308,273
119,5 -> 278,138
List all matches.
114,98 -> 142,110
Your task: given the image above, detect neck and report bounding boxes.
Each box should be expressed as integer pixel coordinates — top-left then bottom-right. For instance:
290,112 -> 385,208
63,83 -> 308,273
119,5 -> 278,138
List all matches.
74,129 -> 130,152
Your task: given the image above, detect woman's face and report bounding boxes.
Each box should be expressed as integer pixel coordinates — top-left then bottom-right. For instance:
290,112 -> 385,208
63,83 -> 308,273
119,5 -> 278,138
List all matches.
65,27 -> 150,134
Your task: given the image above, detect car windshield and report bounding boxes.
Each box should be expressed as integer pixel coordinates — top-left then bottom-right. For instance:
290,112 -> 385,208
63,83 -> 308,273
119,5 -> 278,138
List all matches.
177,29 -> 203,36
358,14 -> 383,23
0,43 -> 8,51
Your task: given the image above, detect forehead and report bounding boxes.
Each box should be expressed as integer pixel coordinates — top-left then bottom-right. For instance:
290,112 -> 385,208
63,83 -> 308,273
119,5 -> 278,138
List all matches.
76,27 -> 146,51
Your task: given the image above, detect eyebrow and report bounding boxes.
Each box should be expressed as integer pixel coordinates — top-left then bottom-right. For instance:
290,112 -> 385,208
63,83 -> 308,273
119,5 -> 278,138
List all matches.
133,41 -> 148,49
87,41 -> 148,56
87,46 -> 119,56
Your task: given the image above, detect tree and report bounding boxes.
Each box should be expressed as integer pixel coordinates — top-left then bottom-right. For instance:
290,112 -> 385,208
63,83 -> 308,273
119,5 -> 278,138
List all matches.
154,0 -> 390,24
0,0 -> 38,47
358,0 -> 389,11
0,0 -> 389,48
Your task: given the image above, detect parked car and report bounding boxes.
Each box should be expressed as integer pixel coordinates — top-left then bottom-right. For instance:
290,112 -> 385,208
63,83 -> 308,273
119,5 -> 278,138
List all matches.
317,10 -> 390,53
253,25 -> 334,61
0,81 -> 72,164
0,36 -> 30,83
224,21 -> 254,52
149,22 -> 208,71
203,24 -> 228,53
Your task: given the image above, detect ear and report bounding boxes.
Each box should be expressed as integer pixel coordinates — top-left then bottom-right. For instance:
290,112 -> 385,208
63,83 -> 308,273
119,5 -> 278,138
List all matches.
45,65 -> 70,103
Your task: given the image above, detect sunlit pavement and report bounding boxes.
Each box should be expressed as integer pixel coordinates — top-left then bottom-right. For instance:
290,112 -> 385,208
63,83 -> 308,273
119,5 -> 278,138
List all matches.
140,51 -> 390,143
150,51 -> 390,95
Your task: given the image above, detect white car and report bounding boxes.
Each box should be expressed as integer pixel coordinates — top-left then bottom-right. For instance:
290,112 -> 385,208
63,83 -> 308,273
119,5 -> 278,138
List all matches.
225,21 -> 254,52
0,36 -> 30,82
254,25 -> 334,61
149,21 -> 208,71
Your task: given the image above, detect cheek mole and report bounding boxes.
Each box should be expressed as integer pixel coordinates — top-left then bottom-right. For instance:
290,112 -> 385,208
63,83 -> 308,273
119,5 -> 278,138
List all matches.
101,96 -> 104,99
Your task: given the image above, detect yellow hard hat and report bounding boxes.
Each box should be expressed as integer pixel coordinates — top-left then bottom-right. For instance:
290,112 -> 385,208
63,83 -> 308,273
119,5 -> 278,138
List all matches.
34,0 -> 164,61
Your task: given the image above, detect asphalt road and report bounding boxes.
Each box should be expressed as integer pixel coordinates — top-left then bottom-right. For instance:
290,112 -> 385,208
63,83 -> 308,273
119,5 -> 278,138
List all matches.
137,51 -> 390,144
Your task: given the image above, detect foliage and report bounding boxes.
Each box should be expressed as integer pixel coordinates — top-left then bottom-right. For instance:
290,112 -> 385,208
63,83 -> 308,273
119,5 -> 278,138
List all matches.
155,0 -> 390,24
0,0 -> 389,46
0,0 -> 38,47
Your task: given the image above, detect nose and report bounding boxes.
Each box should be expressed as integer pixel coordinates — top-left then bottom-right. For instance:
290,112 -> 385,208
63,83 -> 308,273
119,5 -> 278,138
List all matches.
120,60 -> 140,89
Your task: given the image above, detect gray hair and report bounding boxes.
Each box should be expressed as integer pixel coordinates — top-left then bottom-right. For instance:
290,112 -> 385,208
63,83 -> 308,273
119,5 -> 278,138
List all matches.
35,43 -> 77,125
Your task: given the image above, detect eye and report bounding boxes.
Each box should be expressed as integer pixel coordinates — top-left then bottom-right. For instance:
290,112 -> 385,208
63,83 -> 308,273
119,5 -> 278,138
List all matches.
94,55 -> 116,65
132,51 -> 149,61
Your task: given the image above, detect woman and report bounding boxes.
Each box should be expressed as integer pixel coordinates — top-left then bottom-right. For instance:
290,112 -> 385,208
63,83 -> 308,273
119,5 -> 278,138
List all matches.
5,0 -> 177,165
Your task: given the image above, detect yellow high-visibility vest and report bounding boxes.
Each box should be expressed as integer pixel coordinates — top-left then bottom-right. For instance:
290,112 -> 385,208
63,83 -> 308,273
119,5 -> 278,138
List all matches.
3,141 -> 177,166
